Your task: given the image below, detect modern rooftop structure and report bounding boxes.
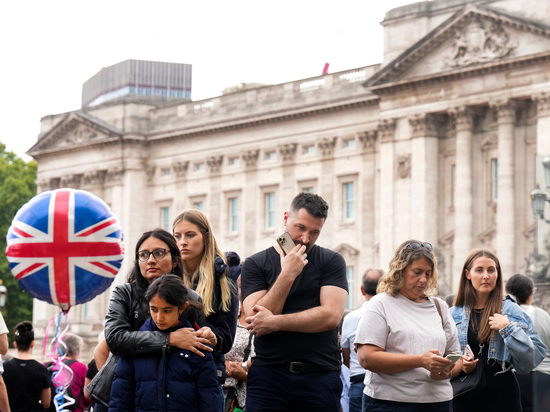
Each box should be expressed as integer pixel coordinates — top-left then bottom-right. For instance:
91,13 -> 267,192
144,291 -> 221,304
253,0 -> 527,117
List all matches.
81,59 -> 192,108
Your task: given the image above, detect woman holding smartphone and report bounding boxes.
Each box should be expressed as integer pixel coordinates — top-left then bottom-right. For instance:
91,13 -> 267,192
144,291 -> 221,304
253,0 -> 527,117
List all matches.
173,210 -> 239,402
355,240 -> 462,412
450,249 -> 547,412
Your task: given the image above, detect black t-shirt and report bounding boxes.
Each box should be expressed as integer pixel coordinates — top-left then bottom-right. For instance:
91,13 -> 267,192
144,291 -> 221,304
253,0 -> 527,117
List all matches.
3,358 -> 51,412
241,244 -> 348,370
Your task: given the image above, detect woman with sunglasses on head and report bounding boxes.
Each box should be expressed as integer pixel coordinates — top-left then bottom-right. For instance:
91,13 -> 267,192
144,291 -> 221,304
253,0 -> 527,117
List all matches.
450,250 -> 546,412
97,229 -> 216,412
173,210 -> 239,404
355,240 -> 462,412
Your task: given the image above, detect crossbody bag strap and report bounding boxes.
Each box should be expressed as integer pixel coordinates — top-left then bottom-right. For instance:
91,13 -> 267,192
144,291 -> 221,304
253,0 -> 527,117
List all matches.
236,334 -> 254,390
434,298 -> 444,329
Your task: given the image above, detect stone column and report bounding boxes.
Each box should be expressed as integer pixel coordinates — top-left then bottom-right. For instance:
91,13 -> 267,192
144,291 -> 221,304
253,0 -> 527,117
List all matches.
207,155 -> 224,233
408,114 -> 440,244
242,150 -> 259,258
278,143 -> 297,204
318,137 -> 337,243
533,93 -> 550,154
378,119 -> 396,268
449,107 -> 474,288
491,99 -> 516,278
358,131 -> 378,270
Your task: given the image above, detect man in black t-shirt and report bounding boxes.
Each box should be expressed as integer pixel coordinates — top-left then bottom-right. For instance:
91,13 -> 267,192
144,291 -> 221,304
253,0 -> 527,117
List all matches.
242,192 -> 348,412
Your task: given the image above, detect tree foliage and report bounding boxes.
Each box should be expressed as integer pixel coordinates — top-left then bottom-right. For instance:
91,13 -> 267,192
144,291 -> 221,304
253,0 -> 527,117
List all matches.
0,143 -> 37,345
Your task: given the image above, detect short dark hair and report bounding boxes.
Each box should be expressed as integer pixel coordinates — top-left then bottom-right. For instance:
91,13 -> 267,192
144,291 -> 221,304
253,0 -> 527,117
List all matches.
362,269 -> 383,295
505,274 -> 534,305
14,321 -> 34,351
127,229 -> 183,294
289,192 -> 329,220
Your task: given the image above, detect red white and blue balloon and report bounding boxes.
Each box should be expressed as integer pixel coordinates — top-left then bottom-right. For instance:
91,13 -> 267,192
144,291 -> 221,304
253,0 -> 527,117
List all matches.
5,188 -> 124,311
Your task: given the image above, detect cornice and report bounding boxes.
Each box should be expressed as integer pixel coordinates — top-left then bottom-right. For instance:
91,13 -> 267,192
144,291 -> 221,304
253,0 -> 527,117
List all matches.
368,51 -> 550,96
148,95 -> 379,143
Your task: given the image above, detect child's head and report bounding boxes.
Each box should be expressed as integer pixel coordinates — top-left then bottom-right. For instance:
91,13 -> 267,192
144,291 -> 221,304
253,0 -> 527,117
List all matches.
145,274 -> 189,330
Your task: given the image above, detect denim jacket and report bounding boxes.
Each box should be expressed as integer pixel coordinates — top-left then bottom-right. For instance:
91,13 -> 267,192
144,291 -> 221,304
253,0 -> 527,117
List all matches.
449,296 -> 547,374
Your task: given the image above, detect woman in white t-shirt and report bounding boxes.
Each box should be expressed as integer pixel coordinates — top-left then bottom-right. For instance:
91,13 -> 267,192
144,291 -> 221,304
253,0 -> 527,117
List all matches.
355,240 -> 462,412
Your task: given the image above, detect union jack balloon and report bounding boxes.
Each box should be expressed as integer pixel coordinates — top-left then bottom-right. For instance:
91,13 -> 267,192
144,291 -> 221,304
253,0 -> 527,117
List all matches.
5,188 -> 124,311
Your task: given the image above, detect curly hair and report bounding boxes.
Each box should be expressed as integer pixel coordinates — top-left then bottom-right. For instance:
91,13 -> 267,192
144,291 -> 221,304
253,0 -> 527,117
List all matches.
377,240 -> 438,298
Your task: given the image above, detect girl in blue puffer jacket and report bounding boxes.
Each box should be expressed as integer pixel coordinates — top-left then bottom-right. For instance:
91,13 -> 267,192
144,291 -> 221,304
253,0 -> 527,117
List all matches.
109,274 -> 222,412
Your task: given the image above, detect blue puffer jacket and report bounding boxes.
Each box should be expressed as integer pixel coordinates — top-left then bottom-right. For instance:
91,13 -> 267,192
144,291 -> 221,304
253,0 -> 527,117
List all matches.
450,296 -> 547,374
108,318 -> 222,412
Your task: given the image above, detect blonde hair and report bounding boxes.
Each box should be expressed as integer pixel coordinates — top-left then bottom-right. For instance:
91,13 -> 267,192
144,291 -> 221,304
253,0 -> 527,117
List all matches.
378,239 -> 439,298
172,209 -> 233,316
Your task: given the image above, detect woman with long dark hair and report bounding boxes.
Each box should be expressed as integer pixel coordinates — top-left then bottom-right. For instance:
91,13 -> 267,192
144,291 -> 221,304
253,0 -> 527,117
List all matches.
450,249 -> 547,412
109,274 -> 222,411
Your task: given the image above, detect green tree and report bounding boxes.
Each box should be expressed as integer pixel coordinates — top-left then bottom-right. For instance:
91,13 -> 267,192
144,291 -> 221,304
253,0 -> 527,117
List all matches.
0,143 -> 37,345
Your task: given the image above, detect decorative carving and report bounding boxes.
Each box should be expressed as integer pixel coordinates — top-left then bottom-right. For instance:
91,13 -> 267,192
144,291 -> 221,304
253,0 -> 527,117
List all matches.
83,170 -> 106,186
445,18 -> 516,68
146,166 -> 156,181
358,131 -> 377,149
36,178 -> 52,193
172,161 -> 189,178
56,126 -> 101,148
478,225 -> 496,247
408,114 -> 443,137
396,154 -> 411,179
207,155 -> 223,173
242,150 -> 260,168
106,167 -> 123,183
60,174 -> 81,188
480,133 -> 498,150
278,143 -> 297,161
448,106 -> 474,131
490,98 -> 516,124
318,138 -> 337,156
532,93 -> 550,117
378,119 -> 396,143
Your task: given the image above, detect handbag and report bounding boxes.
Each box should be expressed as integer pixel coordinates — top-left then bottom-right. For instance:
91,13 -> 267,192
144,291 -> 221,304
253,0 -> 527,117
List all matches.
450,361 -> 486,401
85,352 -> 119,407
433,299 -> 486,401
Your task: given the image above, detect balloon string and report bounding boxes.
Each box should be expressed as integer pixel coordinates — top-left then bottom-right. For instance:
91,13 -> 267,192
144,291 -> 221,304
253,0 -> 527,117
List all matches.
44,310 -> 76,411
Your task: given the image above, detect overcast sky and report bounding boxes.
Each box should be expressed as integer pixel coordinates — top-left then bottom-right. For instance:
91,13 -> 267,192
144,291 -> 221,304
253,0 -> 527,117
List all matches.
0,0 -> 418,160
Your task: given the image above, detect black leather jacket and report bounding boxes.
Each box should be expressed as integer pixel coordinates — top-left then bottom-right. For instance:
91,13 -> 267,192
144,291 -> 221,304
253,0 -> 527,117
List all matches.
105,283 -> 205,357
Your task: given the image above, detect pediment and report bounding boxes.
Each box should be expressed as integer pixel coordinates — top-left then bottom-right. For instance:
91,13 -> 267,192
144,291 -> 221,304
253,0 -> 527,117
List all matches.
366,4 -> 550,91
27,112 -> 122,155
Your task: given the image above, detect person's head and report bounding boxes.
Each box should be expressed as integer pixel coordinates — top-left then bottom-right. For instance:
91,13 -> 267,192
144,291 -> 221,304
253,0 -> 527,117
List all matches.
14,321 -> 34,352
284,192 -> 329,252
454,248 -> 503,343
378,240 -> 438,301
172,209 -> 232,317
225,251 -> 241,267
145,274 -> 191,330
505,274 -> 534,305
444,294 -> 455,308
361,269 -> 384,298
127,228 -> 183,293
63,333 -> 84,358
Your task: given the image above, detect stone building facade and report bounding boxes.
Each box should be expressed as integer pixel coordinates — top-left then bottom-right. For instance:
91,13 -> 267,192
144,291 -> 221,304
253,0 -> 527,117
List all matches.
27,0 -> 550,358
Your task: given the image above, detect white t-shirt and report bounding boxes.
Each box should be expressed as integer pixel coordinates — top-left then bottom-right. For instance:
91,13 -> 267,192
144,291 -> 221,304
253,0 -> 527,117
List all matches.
355,292 -> 461,403
521,304 -> 550,375
341,301 -> 368,377
0,313 -> 6,336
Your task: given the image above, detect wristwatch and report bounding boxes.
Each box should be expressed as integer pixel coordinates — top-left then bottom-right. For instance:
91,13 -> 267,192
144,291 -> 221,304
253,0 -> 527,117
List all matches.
242,361 -> 248,371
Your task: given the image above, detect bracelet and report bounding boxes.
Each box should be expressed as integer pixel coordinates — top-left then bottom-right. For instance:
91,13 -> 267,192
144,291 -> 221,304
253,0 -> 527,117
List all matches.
448,370 -> 453,379
242,361 -> 248,371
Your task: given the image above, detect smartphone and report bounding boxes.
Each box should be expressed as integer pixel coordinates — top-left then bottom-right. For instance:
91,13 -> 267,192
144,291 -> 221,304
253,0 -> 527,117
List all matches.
445,354 -> 462,369
464,344 -> 475,360
276,232 -> 296,256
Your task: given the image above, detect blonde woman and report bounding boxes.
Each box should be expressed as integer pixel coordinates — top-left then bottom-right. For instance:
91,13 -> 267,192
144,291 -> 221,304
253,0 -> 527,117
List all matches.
173,210 -> 239,398
355,240 -> 462,412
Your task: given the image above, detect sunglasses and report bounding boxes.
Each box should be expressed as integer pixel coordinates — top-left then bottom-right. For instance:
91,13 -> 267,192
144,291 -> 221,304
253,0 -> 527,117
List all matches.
405,242 -> 433,252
